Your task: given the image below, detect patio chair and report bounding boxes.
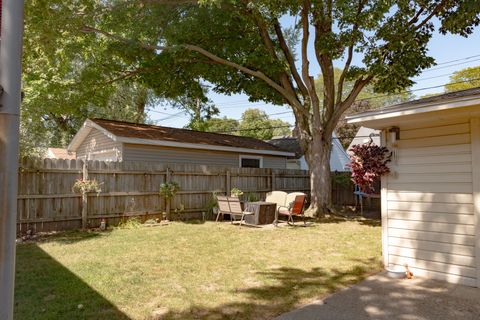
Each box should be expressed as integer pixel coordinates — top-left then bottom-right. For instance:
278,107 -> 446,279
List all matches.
227,196 -> 254,227
215,195 -> 231,222
265,191 -> 288,207
266,191 -> 287,225
276,194 -> 307,226
354,185 -> 380,215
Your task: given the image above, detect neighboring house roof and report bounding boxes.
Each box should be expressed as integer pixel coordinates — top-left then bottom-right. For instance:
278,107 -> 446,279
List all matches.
268,132 -> 351,171
46,148 -> 76,160
347,127 -> 381,153
267,136 -> 303,159
68,119 -> 295,157
346,87 -> 480,128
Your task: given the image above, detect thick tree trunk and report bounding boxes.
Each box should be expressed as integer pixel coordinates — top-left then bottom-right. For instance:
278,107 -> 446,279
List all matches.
305,134 -> 333,217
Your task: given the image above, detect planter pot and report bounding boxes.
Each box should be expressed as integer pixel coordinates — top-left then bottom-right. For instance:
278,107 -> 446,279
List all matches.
385,267 -> 405,279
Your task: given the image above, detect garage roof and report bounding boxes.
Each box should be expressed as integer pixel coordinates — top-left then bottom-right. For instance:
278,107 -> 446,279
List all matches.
68,119 -> 295,157
346,87 -> 480,129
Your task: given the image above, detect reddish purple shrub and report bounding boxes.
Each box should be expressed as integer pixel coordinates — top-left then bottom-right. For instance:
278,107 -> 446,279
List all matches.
349,141 -> 392,193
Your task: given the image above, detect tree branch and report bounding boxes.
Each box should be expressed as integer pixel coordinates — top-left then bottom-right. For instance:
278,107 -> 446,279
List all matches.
312,2 -> 335,124
105,69 -> 142,85
82,26 -> 304,110
300,0 -> 321,124
336,0 -> 365,105
414,1 -> 447,31
245,7 -> 304,110
407,6 -> 425,25
329,74 -> 374,133
272,19 -> 309,99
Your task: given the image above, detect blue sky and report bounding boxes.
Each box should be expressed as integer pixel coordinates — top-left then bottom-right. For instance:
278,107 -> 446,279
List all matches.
148,20 -> 480,129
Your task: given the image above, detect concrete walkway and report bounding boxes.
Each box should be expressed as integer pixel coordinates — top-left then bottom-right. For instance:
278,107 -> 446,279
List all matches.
276,272 -> 480,320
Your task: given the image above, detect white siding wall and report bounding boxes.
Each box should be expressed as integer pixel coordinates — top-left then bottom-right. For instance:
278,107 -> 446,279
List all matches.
122,144 -> 287,169
76,128 -> 122,161
384,120 -> 478,287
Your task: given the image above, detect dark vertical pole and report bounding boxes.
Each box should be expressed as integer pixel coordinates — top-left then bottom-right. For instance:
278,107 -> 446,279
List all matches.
0,0 -> 24,319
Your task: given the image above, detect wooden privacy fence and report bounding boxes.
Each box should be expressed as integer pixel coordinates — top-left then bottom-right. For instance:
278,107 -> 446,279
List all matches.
17,158 -> 359,233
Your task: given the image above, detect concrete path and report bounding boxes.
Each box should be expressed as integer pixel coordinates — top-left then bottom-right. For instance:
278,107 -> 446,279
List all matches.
276,272 -> 480,320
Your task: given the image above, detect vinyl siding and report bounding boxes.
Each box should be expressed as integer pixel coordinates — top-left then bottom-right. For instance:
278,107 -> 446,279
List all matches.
76,128 -> 121,161
122,143 -> 287,169
263,156 -> 287,169
384,119 -> 477,287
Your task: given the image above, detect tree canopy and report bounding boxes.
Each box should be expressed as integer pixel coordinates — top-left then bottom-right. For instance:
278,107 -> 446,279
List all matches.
199,108 -> 292,140
445,65 -> 480,92
23,0 -> 480,214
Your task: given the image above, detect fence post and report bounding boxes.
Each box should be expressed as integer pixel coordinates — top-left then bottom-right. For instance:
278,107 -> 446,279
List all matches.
226,170 -> 231,195
81,161 -> 88,229
166,167 -> 171,219
271,171 -> 275,191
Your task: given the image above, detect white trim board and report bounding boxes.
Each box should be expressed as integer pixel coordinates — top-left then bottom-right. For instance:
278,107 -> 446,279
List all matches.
470,118 -> 480,288
347,96 -> 480,125
380,130 -> 389,268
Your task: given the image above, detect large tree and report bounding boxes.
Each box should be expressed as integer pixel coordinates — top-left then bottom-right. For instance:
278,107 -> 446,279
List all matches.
22,0 -> 155,155
315,68 -> 411,148
22,0 -> 216,155
445,65 -> 480,92
197,108 -> 292,139
238,109 -> 292,140
36,0 -> 480,215
201,117 -> 240,135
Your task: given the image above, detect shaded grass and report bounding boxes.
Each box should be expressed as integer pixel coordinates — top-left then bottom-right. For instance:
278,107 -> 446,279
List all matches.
15,221 -> 381,319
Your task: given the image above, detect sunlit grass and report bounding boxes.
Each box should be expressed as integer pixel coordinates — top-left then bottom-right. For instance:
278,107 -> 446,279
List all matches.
15,220 -> 381,319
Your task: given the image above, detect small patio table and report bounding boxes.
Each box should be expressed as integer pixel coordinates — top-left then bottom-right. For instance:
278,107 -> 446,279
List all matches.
244,201 -> 277,225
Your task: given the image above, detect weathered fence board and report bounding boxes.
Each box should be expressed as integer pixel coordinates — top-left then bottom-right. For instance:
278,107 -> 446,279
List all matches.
17,158 -> 363,233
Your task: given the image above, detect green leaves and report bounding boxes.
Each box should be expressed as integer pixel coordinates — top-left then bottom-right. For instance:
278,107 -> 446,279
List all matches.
22,0 -> 480,160
238,108 -> 291,140
445,66 -> 480,92
159,182 -> 180,199
198,108 -> 291,140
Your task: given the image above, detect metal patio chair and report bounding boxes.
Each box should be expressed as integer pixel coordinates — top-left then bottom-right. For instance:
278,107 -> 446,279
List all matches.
215,195 -> 231,222
276,194 -> 307,226
227,196 -> 254,227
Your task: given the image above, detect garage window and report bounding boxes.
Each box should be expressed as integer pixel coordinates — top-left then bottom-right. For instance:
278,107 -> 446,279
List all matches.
239,155 -> 263,168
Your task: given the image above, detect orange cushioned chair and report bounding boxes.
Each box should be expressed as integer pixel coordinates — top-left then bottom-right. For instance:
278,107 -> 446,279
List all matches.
276,194 -> 307,226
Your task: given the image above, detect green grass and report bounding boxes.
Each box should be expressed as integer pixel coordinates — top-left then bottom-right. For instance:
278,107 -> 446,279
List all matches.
15,220 -> 381,319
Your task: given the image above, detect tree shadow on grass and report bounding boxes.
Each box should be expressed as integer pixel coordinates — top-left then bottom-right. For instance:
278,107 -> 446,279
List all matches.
312,215 -> 381,227
154,258 -> 381,320
27,230 -> 107,245
15,244 -> 130,320
357,219 -> 381,227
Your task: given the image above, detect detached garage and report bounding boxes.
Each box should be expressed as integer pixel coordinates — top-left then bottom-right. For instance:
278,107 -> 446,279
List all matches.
347,87 -> 480,287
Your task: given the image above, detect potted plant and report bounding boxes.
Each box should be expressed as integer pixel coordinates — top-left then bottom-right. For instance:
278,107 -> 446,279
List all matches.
72,179 -> 102,195
349,141 -> 392,193
230,187 -> 243,198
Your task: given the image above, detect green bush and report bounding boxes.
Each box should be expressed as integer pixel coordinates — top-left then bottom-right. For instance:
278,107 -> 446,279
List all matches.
159,181 -> 180,199
230,187 -> 243,197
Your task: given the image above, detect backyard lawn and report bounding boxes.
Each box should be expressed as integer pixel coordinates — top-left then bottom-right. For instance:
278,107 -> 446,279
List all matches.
15,220 -> 381,319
